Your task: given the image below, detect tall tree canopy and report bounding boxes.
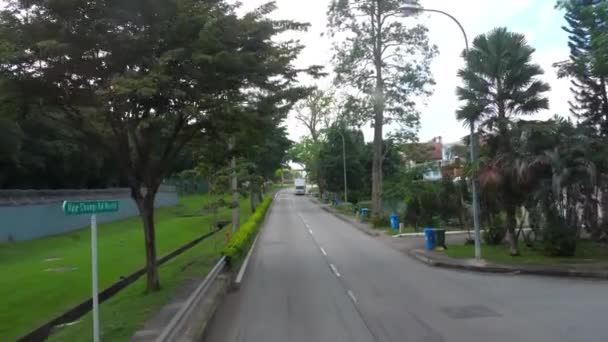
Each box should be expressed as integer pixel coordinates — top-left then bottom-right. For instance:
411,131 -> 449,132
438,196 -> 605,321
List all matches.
557,0 -> 608,133
0,0 -> 317,291
557,0 -> 608,231
292,89 -> 336,194
328,0 -> 436,216
457,27 -> 550,256
294,89 -> 334,142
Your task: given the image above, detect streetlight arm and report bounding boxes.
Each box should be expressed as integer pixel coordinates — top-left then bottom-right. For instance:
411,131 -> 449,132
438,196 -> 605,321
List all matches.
400,5 -> 480,260
400,6 -> 469,52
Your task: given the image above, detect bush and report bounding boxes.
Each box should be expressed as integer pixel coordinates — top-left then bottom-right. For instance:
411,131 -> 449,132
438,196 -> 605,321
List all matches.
542,211 -> 577,257
483,214 -> 506,245
372,215 -> 390,228
337,202 -> 355,214
223,196 -> 273,262
357,200 -> 372,210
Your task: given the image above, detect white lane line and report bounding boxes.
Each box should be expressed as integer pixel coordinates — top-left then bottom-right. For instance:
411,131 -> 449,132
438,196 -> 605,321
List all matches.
347,290 -> 358,304
329,263 -> 341,277
320,247 -> 327,256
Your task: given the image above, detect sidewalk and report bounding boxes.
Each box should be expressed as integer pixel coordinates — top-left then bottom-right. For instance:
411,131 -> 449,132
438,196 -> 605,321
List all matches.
410,248 -> 608,280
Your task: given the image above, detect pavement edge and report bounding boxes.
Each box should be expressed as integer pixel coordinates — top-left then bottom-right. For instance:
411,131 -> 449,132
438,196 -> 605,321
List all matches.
232,190 -> 278,290
408,249 -> 608,280
315,201 -> 380,237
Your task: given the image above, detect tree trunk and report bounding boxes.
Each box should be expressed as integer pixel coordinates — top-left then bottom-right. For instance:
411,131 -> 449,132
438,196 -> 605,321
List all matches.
601,184 -> 608,232
136,193 -> 160,292
371,2 -> 384,218
371,126 -> 383,217
250,185 -> 261,213
505,204 -> 519,256
250,189 -> 256,213
317,172 -> 325,198
229,138 -> 239,231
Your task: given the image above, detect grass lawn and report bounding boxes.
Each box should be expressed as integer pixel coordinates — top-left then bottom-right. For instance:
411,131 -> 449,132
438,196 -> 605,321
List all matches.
0,194 -> 252,341
445,240 -> 608,265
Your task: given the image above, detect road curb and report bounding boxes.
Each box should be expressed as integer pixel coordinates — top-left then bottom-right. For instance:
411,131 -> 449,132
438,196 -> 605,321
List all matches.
408,249 -> 608,280
233,231 -> 260,290
393,228 -> 532,238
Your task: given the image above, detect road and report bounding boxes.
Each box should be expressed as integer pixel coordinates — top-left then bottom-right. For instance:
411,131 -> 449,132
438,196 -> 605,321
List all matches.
204,192 -> 608,342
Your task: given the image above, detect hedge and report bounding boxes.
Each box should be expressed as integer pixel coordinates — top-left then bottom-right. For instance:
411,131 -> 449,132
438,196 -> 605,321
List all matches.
223,196 -> 273,262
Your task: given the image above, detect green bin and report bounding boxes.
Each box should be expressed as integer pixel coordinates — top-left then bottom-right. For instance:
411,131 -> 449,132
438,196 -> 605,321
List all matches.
434,229 -> 446,248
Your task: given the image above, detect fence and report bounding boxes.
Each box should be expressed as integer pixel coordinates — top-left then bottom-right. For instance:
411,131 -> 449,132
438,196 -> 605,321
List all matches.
0,186 -> 178,242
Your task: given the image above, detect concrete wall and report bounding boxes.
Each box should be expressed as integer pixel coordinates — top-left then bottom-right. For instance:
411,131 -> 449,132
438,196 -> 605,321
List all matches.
0,187 -> 178,242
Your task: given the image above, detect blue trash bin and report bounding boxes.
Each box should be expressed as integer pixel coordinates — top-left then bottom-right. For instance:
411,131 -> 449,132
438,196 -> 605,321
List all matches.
390,214 -> 400,230
360,208 -> 369,218
424,228 -> 436,250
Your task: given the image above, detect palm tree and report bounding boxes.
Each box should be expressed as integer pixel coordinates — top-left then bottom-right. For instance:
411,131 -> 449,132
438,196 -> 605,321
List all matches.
456,28 -> 551,256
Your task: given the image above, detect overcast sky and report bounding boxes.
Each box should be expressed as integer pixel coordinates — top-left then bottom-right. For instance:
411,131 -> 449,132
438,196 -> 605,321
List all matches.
239,0 -> 572,144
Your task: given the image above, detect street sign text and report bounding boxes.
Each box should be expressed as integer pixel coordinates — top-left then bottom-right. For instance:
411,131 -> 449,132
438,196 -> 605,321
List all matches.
62,201 -> 120,216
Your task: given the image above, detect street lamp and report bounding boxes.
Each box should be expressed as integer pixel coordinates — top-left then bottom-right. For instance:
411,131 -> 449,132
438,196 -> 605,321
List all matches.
401,5 -> 482,260
336,130 -> 348,203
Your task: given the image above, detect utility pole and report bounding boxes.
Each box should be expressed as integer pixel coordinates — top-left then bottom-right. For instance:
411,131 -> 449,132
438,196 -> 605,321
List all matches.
401,5 -> 482,259
337,131 -> 348,203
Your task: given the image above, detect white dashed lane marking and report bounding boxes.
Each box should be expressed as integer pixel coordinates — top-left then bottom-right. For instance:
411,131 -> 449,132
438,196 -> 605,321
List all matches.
347,290 -> 358,304
329,263 -> 341,277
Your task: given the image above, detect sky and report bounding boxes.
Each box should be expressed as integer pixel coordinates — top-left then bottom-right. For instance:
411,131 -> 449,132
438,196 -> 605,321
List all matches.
239,0 -> 573,144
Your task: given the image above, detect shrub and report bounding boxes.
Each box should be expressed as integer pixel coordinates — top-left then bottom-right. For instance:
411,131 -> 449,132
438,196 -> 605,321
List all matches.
337,202 -> 355,214
372,215 -> 390,228
223,196 -> 273,262
357,200 -> 372,210
542,211 -> 577,257
483,214 -> 506,245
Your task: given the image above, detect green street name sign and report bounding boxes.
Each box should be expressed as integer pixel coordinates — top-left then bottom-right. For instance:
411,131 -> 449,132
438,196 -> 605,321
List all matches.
62,201 -> 120,216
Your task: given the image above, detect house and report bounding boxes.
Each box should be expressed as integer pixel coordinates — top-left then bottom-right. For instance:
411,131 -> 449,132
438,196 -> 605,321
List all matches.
404,136 -> 466,181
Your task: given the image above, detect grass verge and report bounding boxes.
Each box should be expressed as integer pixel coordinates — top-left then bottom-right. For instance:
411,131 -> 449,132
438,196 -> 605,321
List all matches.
445,240 -> 608,265
48,229 -> 226,341
0,194 -> 250,341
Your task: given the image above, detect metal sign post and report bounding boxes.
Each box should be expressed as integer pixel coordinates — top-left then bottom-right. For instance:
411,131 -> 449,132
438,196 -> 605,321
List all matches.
62,200 -> 119,342
91,213 -> 99,342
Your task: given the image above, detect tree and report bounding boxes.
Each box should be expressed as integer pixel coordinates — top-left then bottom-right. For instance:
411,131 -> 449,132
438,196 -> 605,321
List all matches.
294,89 -> 334,142
328,0 -> 436,217
557,0 -> 608,132
293,89 -> 335,195
0,77 -> 123,189
500,118 -> 598,255
289,137 -> 323,186
0,0 -> 316,291
557,0 -> 608,231
318,126 -> 367,201
456,28 -> 550,255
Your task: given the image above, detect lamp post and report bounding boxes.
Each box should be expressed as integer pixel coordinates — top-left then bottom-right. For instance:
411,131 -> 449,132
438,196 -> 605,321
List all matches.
401,5 -> 482,260
336,130 -> 348,203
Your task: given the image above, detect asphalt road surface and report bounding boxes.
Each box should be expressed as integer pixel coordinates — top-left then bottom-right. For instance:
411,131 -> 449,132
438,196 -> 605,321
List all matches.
203,191 -> 608,342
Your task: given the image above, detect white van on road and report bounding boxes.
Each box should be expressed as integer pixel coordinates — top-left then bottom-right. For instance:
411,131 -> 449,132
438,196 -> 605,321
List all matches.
294,178 -> 306,195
